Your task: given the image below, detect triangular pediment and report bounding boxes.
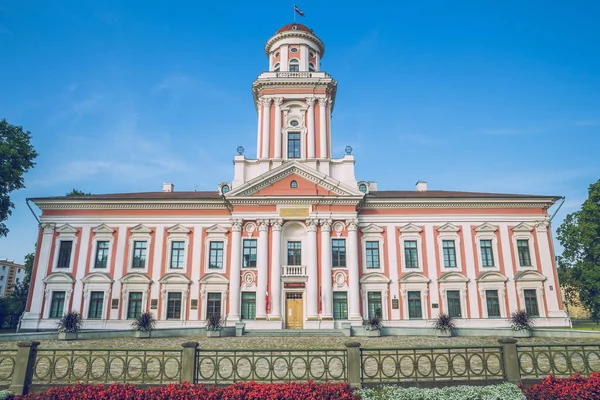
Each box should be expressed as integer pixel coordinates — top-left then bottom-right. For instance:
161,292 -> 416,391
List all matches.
205,224 -> 229,234
399,223 -> 423,233
56,224 -> 78,234
437,223 -> 460,233
399,272 -> 431,284
438,271 -> 470,283
167,224 -> 191,234
130,224 -> 153,234
512,222 -> 534,232
361,224 -> 384,234
92,224 -> 115,234
226,162 -> 364,198
359,272 -> 391,284
475,222 -> 498,233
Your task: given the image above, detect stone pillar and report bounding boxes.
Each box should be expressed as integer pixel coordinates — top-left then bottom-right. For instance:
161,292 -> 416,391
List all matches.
498,338 -> 521,384
9,341 -> 40,395
270,219 -> 283,320
318,98 -> 327,158
306,98 -> 315,158
306,219 -> 319,320
347,219 -> 362,321
25,224 -> 54,320
535,219 -> 562,316
273,98 -> 283,159
228,219 -> 243,322
327,100 -> 333,158
256,220 -> 269,319
180,342 -> 199,384
320,219 -> 333,320
261,98 -> 271,159
345,342 -> 362,388
256,99 -> 263,158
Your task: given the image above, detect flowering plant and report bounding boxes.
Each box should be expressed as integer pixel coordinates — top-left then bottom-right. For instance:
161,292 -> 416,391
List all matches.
521,372 -> 600,400
57,311 -> 82,333
510,309 -> 535,332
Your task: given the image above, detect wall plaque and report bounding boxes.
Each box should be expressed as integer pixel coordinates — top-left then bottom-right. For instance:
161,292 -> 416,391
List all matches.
284,282 -> 306,289
191,299 -> 198,310
392,299 -> 399,309
279,207 -> 310,218
432,303 -> 439,309
150,299 -> 158,309
111,299 -> 119,309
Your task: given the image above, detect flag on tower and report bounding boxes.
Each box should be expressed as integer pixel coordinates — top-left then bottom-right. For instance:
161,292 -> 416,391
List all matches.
294,5 -> 305,17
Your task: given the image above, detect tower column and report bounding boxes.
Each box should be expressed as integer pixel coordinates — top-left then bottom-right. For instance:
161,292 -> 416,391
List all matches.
320,220 -> 333,319
274,98 -> 283,158
270,219 -> 283,320
327,100 -> 333,158
306,97 -> 315,158
256,99 -> 263,159
261,98 -> 272,159
347,219 -> 362,321
256,220 -> 269,319
228,219 -> 243,322
306,219 -> 319,321
318,98 -> 327,158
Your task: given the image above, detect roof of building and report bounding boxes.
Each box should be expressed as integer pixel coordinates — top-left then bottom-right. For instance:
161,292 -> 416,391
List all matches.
276,23 -> 314,34
31,192 -> 222,201
367,190 -> 560,199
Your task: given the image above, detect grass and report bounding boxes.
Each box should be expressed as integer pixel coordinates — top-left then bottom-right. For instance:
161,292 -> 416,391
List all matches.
572,321 -> 600,331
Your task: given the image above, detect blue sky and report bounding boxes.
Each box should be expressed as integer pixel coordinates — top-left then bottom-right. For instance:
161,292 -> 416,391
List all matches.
1,0 -> 599,263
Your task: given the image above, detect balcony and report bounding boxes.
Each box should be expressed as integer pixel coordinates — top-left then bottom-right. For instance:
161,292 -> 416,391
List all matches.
281,265 -> 307,282
257,71 -> 332,80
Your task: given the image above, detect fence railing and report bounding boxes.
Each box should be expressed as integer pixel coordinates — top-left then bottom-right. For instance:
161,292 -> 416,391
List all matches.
361,346 -> 504,384
0,349 -> 17,387
517,344 -> 600,379
195,348 -> 346,384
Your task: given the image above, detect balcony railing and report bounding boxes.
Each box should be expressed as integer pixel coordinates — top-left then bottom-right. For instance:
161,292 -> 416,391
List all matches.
282,265 -> 307,277
258,71 -> 331,79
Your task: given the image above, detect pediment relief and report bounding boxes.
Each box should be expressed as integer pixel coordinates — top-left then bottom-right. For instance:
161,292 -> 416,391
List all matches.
43,272 -> 75,284
475,222 -> 498,233
199,273 -> 230,285
514,270 -> 547,282
205,224 -> 229,235
55,224 -> 78,234
159,273 -> 192,284
438,271 -> 470,283
130,224 -> 153,234
359,272 -> 391,284
398,272 -> 431,284
120,272 -> 152,284
82,272 -> 113,284
399,223 -> 423,233
476,271 -> 508,283
512,222 -> 534,233
437,223 -> 460,233
167,224 -> 191,234
92,224 -> 115,234
360,224 -> 384,234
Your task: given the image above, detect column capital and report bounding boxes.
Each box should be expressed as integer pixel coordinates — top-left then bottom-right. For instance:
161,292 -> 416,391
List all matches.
535,218 -> 550,232
273,97 -> 283,107
42,224 -> 55,234
346,219 -> 359,231
270,219 -> 283,231
318,97 -> 328,107
305,97 -> 315,108
231,219 -> 243,232
257,220 -> 270,231
263,97 -> 273,105
320,219 -> 333,232
306,219 -> 319,232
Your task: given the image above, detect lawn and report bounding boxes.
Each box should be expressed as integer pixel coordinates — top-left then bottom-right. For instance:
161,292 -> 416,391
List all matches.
571,321 -> 600,331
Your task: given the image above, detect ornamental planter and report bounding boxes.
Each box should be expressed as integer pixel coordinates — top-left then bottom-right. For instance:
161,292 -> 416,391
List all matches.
436,330 -> 453,338
135,331 -> 152,339
366,329 -> 381,337
513,329 -> 532,338
58,332 -> 78,341
207,330 -> 222,338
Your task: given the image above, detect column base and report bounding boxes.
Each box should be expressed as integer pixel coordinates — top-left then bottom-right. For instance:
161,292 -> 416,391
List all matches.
268,315 -> 282,321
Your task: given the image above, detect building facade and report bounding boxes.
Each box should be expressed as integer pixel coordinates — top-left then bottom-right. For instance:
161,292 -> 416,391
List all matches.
0,259 -> 26,298
22,23 -> 570,331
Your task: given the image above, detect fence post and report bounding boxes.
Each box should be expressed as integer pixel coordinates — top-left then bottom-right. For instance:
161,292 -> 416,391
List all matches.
9,341 -> 40,395
498,338 -> 521,384
181,342 -> 199,384
345,341 -> 362,388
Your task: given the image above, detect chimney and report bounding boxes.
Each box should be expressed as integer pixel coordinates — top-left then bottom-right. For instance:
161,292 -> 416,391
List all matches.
416,181 -> 428,192
162,182 -> 175,193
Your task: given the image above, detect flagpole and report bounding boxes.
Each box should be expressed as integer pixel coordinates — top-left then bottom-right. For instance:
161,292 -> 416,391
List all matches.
293,4 -> 296,23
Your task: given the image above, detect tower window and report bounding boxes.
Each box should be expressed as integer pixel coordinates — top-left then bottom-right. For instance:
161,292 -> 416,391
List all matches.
290,180 -> 298,189
290,120 -> 299,127
288,132 -> 301,158
309,63 -> 315,72
275,52 -> 280,57
273,62 -> 280,72
290,47 -> 298,53
289,59 -> 299,72
309,51 -> 315,58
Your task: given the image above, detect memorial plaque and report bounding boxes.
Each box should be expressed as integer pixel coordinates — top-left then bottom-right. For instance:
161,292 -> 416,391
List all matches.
284,282 -> 306,289
150,299 -> 158,309
279,207 -> 310,218
392,299 -> 399,309
432,303 -> 439,309
191,299 -> 198,310
111,299 -> 119,309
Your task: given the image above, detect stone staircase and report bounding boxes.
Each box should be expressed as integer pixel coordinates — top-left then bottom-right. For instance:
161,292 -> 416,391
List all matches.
243,329 -> 343,337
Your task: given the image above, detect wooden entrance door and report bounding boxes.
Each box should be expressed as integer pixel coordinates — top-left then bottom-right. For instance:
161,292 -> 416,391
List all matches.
285,292 -> 303,329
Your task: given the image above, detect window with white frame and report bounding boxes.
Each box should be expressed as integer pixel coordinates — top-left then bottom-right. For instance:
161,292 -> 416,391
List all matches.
511,223 -> 537,270
399,224 -> 423,272
206,293 -> 222,317
366,241 -> 380,269
474,223 -> 500,270
407,291 -> 422,319
404,241 -> 419,268
166,292 -> 182,319
209,242 -> 224,269
170,241 -> 185,269
132,241 -> 147,268
90,224 -> 115,271
447,290 -> 462,318
437,223 -> 462,271
52,224 -> 78,271
127,224 -> 152,271
439,272 -> 469,319
94,241 -> 110,269
517,240 -> 532,267
56,241 -> 73,269
82,272 -> 113,321
243,239 -> 257,268
480,240 -> 494,267
332,239 -> 346,268
485,290 -> 501,318
515,270 -> 546,318
361,224 -> 385,272
289,59 -> 299,71
49,291 -> 66,318
442,240 -> 457,268
166,224 -> 191,271
360,273 -> 391,321
476,271 -> 508,319
524,289 -> 539,316
88,291 -> 104,319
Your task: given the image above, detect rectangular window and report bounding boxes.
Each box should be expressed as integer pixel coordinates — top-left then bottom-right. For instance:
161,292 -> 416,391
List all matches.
366,241 -> 380,269
485,290 -> 501,318
404,241 -> 419,269
87,291 -> 104,319
127,292 -> 143,319
289,64 -> 299,72
241,292 -> 256,319
447,290 -> 462,318
333,292 -> 348,319
367,291 -> 382,319
57,241 -> 73,268
287,241 -> 302,265
408,291 -> 422,319
209,241 -> 224,269
524,289 -> 539,317
288,132 -> 301,158
243,239 -> 257,268
442,240 -> 457,268
207,293 -> 222,317
132,241 -> 147,268
170,241 -> 185,269
166,292 -> 182,319
49,291 -> 66,318
517,239 -> 532,267
332,239 -> 346,268
94,241 -> 109,269
480,240 -> 495,267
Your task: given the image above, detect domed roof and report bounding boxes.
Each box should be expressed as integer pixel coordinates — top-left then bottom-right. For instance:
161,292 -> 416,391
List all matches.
276,23 -> 314,34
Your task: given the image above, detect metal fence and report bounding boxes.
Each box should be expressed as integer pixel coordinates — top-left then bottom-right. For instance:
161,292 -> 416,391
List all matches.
0,349 -> 17,388
195,348 -> 347,384
517,344 -> 600,379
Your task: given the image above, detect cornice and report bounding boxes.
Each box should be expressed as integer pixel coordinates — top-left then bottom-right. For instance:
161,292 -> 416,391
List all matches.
35,201 -> 228,211
265,31 -> 325,56
228,198 -> 362,206
361,199 -> 554,209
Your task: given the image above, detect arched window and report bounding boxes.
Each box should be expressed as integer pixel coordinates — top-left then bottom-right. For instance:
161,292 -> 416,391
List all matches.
308,63 -> 315,72
359,184 -> 367,193
273,62 -> 280,72
289,59 -> 299,72
290,180 -> 298,189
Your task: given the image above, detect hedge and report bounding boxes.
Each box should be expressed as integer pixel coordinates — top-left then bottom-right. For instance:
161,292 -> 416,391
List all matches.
521,372 -> 600,400
358,382 -> 525,400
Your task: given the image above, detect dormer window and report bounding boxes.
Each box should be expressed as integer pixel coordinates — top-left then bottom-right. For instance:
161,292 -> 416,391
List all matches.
359,184 -> 367,193
290,180 -> 298,188
289,59 -> 299,72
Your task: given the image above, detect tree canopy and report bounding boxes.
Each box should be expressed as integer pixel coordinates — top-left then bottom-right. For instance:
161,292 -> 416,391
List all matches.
557,179 -> 600,321
0,119 -> 38,237
66,188 -> 91,196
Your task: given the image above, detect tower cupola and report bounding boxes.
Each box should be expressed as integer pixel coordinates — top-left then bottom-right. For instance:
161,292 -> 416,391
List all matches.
265,23 -> 325,72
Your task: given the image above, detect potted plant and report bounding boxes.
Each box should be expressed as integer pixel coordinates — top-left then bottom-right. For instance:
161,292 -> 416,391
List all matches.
206,313 -> 223,337
57,311 -> 82,340
132,312 -> 156,338
363,316 -> 383,337
433,313 -> 456,338
510,310 -> 535,338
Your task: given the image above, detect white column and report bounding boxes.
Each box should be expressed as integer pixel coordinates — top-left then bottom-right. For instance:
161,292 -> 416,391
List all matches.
229,219 -> 243,322
273,98 -> 283,159
256,220 -> 269,319
111,225 -> 128,320
256,99 -> 263,159
306,219 -> 319,319
24,224 -> 55,320
498,225 -> 518,312
306,98 -> 315,158
346,219 -> 362,321
270,219 -> 283,319
72,226 -> 91,313
300,44 -> 309,71
535,219 -> 562,316
190,225 -> 202,320
320,220 -> 333,319
280,44 -> 289,71
151,225 -> 164,317
386,224 -> 401,320
261,98 -> 271,159
318,98 -> 327,158
327,100 -> 332,158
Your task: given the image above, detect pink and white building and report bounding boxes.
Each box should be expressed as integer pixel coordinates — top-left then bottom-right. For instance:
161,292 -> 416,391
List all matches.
22,23 -> 570,331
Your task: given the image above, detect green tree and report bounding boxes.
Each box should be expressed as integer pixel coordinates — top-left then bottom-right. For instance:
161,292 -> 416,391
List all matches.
66,188 -> 91,196
557,179 -> 600,321
0,119 -> 38,237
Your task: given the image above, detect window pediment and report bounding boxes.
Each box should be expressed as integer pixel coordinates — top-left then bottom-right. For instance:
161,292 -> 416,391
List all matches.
512,222 -> 534,232
399,223 -> 422,233
130,224 -> 152,234
476,271 -> 508,283
514,270 -> 547,282
199,273 -> 230,285
398,272 -> 431,284
359,272 -> 391,284
92,224 -> 115,234
438,271 -> 469,283
159,273 -> 192,284
437,223 -> 460,233
81,272 -> 113,284
120,272 -> 152,284
475,222 -> 498,233
167,224 -> 191,234
361,224 -> 384,234
43,272 -> 75,284
56,224 -> 78,234
205,224 -> 229,235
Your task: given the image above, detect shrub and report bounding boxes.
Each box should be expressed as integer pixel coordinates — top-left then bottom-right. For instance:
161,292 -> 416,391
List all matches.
432,313 -> 456,333
8,381 -> 356,400
131,312 -> 156,332
56,311 -> 82,333
206,313 -> 223,331
358,382 -> 525,400
521,372 -> 600,400
0,390 -> 12,400
363,316 -> 383,331
510,309 -> 535,331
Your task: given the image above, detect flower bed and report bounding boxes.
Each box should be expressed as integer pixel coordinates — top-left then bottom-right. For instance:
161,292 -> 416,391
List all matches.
522,372 -> 600,400
358,383 -> 525,400
8,381 -> 356,400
